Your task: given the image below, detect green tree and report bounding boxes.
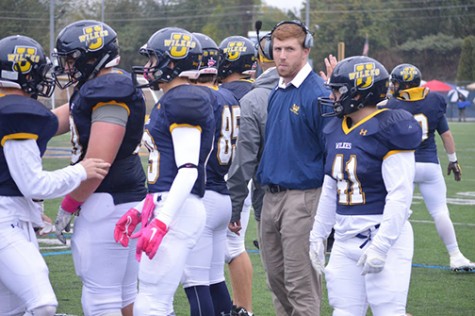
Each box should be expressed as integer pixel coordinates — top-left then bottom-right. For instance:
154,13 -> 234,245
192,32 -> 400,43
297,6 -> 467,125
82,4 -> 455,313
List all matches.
456,36 -> 475,84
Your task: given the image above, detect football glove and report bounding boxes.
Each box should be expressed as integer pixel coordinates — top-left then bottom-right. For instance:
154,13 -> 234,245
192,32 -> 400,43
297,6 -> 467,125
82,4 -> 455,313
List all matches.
114,194 -> 155,247
54,207 -> 73,245
357,244 -> 387,275
309,238 -> 325,276
114,208 -> 141,247
447,161 -> 462,181
132,218 -> 168,261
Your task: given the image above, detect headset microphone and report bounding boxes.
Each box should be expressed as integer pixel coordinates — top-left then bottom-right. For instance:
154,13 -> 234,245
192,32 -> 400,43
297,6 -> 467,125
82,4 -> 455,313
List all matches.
255,20 -> 270,60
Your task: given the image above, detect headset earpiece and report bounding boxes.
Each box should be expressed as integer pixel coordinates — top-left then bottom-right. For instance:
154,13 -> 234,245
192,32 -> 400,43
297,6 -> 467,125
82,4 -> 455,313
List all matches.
262,33 -> 273,60
269,20 -> 314,52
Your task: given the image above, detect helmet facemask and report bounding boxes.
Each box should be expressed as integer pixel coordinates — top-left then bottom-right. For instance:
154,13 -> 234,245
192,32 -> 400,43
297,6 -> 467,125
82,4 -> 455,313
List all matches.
320,83 -> 368,118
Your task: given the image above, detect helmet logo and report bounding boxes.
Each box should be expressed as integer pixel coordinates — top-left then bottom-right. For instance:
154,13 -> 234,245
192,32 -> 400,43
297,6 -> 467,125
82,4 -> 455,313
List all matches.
8,46 -> 39,73
165,33 -> 196,59
80,25 -> 109,51
223,41 -> 247,61
399,66 -> 418,82
349,62 -> 380,89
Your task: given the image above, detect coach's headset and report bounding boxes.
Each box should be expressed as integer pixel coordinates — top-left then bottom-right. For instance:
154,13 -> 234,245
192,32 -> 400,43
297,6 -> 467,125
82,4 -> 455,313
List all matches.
255,20 -> 314,61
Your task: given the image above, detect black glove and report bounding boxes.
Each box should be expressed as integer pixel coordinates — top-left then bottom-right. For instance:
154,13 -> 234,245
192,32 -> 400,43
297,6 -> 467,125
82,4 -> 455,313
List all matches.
447,161 -> 462,181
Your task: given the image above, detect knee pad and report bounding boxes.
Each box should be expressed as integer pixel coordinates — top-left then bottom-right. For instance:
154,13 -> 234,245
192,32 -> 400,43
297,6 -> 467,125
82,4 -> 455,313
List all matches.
24,305 -> 56,316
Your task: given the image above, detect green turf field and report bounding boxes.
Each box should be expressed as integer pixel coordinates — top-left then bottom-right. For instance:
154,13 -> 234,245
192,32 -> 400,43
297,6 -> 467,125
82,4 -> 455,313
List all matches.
40,122 -> 475,315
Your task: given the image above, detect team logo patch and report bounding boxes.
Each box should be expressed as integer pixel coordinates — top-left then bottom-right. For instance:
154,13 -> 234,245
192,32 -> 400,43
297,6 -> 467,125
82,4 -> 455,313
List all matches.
349,62 -> 380,89
79,25 -> 109,51
290,104 -> 300,115
164,33 -> 196,59
8,46 -> 39,73
398,66 -> 419,82
223,41 -> 248,61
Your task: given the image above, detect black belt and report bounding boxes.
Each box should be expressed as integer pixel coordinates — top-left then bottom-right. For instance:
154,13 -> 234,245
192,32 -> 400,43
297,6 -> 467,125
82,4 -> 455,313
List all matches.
268,184 -> 289,194
356,224 -> 381,248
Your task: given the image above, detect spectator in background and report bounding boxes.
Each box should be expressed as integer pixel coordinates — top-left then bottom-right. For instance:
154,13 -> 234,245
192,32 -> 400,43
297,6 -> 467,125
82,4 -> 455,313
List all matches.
256,20 -> 328,315
457,93 -> 470,122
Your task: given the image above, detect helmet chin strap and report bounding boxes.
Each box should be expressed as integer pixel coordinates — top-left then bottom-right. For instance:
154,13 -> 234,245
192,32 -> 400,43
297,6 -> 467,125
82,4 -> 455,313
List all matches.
87,52 -> 111,81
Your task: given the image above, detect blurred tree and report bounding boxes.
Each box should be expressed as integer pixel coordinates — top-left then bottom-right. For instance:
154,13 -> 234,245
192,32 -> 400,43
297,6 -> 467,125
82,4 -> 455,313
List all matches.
1,0 -> 474,82
456,36 -> 475,84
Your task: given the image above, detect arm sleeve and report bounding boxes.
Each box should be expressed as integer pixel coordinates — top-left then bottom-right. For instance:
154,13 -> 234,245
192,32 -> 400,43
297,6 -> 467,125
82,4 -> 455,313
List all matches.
155,127 -> 201,226
371,151 -> 415,254
309,174 -> 337,242
227,96 -> 262,222
4,139 -> 87,199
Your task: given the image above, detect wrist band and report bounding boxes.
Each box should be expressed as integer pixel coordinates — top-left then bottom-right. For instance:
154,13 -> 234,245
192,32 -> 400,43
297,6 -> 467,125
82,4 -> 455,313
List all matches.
447,153 -> 457,163
61,194 -> 83,214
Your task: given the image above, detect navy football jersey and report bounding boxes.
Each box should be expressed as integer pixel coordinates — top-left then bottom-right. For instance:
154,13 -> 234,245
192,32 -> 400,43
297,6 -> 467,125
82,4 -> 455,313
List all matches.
206,87 -> 240,194
220,80 -> 253,101
69,69 -> 147,204
0,95 -> 58,196
323,109 -> 421,216
385,90 -> 448,164
144,84 -> 215,197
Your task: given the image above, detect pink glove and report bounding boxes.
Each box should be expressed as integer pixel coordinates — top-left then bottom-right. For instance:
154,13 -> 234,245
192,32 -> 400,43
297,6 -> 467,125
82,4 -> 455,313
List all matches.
132,218 -> 168,261
114,208 -> 141,247
114,194 -> 155,247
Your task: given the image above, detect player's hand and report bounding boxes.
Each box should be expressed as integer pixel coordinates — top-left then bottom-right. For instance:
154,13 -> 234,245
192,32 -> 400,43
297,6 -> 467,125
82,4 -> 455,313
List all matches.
319,54 -> 338,81
38,213 -> 55,236
79,158 -> 111,180
357,244 -> 387,275
309,238 -> 325,275
132,218 -> 168,261
114,208 -> 141,247
228,221 -> 242,235
54,207 -> 73,245
447,161 -> 462,181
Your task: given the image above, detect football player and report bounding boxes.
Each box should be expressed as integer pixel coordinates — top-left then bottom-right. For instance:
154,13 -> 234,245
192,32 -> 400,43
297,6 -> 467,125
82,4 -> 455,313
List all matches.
170,32 -> 237,315
218,35 -> 257,315
52,20 -> 147,315
383,63 -> 474,272
310,56 -> 422,315
0,35 -> 109,316
114,27 -> 215,315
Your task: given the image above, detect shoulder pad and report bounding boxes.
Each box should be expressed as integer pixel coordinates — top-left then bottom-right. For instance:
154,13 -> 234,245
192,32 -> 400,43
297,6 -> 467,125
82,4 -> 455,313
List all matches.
322,117 -> 341,135
220,81 -> 253,100
0,95 -> 57,145
426,92 -> 448,113
378,109 -> 421,150
80,73 -> 136,102
163,85 -> 214,126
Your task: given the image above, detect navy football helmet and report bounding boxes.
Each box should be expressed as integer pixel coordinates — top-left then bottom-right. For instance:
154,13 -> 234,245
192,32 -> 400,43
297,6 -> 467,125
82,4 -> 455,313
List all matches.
53,20 -> 120,89
133,27 -> 202,90
390,63 -> 421,97
218,36 -> 256,80
319,56 -> 389,118
192,32 -> 219,76
0,35 -> 55,98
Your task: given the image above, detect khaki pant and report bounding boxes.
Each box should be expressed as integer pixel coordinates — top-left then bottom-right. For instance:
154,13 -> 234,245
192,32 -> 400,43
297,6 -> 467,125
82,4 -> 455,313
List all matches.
260,188 -> 322,316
